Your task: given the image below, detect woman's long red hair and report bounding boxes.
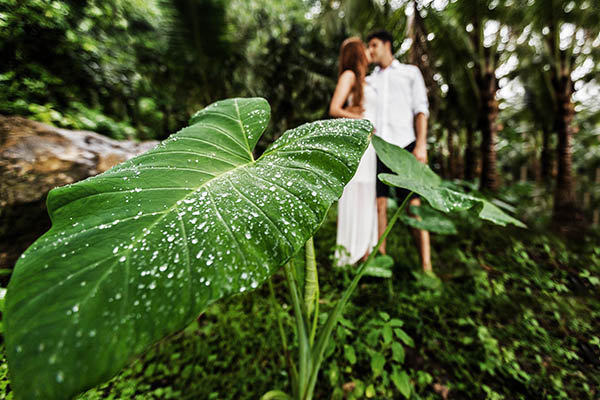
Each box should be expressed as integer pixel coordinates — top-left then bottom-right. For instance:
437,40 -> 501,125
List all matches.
338,37 -> 368,109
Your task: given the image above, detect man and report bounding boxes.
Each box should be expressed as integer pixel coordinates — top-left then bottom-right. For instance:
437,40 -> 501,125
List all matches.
366,29 -> 433,274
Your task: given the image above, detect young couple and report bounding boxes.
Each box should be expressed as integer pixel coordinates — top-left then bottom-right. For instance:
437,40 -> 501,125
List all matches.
330,30 -> 433,275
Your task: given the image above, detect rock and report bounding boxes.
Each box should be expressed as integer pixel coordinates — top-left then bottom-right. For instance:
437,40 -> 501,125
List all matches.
0,115 -> 158,276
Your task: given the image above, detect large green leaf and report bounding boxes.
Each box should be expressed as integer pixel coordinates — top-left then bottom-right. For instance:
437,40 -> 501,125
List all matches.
5,98 -> 373,400
372,135 -> 525,228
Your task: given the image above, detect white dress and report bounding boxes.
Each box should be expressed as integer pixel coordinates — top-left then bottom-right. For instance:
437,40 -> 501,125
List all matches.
335,82 -> 378,266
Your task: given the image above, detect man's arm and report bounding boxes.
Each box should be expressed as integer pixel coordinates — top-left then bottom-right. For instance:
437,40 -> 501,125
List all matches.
411,66 -> 429,164
413,112 -> 428,164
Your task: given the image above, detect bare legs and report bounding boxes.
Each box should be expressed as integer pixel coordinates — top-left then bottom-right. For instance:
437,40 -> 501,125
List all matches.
408,197 -> 432,273
377,196 -> 389,254
376,195 -> 432,272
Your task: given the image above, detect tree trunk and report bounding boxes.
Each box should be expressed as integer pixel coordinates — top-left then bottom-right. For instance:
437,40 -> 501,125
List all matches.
436,129 -> 448,178
478,70 -> 500,191
465,125 -> 476,181
540,127 -> 553,182
582,191 -> 590,209
447,129 -> 457,179
593,167 -> 600,227
161,103 -> 171,140
520,165 -> 528,183
125,97 -> 138,134
551,73 -> 577,226
530,131 -> 541,182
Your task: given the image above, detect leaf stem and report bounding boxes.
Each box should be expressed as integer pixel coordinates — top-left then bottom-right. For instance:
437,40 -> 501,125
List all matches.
268,277 -> 297,389
283,262 -> 311,400
303,237 -> 319,346
304,193 -> 413,399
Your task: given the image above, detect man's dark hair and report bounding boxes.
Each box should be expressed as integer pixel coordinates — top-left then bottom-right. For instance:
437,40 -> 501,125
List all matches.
367,29 -> 394,54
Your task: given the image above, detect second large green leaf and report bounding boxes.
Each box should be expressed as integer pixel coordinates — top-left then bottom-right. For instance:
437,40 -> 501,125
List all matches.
372,135 -> 525,228
5,98 -> 373,400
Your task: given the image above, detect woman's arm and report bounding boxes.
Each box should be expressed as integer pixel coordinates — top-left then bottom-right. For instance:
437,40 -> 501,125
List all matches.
329,70 -> 363,119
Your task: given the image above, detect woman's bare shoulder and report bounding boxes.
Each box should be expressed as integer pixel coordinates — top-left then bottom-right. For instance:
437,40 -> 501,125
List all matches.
339,69 -> 357,82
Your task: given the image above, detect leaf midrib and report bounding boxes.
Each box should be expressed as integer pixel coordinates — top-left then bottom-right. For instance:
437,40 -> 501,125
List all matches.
234,99 -> 254,162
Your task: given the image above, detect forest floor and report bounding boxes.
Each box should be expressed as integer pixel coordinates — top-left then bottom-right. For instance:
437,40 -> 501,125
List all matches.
0,188 -> 599,400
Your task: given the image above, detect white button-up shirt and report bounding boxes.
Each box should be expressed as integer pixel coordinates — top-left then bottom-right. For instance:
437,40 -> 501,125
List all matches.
366,59 -> 429,149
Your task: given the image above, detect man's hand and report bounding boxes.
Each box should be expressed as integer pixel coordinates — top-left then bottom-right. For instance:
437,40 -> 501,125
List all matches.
413,113 -> 428,164
413,143 -> 428,164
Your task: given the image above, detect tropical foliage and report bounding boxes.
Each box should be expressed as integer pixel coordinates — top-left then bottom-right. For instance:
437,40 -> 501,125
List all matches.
4,98 -> 371,399
1,0 -> 599,399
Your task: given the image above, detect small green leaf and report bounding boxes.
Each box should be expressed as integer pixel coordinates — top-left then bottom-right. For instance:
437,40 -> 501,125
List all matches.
365,384 -> 376,398
389,318 -> 404,327
366,329 -> 380,347
371,255 -> 394,269
370,352 -> 386,376
382,325 -> 393,344
338,316 -> 356,330
394,329 -> 415,347
461,336 -> 474,345
363,255 -> 394,278
391,342 -> 405,364
391,369 -> 411,399
353,380 -> 365,397
344,344 -> 357,365
181,364 -> 193,380
363,266 -> 393,278
416,370 -> 433,386
328,361 -> 339,386
379,312 -> 390,322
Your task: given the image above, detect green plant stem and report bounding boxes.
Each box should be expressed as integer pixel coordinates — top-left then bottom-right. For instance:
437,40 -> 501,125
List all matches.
310,296 -> 319,347
283,262 -> 311,400
304,237 -> 319,346
268,277 -> 297,389
304,194 -> 412,400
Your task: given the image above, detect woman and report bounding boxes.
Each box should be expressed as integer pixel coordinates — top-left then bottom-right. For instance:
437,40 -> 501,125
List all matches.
329,37 -> 378,266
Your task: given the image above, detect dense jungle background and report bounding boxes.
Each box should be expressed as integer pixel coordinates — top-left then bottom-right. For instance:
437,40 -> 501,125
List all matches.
0,0 -> 599,399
